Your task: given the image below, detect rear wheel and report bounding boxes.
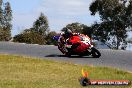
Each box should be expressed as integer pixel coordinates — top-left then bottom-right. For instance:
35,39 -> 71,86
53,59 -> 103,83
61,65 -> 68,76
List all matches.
91,47 -> 101,58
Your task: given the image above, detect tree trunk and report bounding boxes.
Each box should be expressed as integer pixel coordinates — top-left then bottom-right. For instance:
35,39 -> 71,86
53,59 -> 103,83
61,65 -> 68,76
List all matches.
116,37 -> 120,50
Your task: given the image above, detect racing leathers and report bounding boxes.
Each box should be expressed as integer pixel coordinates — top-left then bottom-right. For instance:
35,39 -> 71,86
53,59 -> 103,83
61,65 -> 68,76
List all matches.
58,32 -> 80,55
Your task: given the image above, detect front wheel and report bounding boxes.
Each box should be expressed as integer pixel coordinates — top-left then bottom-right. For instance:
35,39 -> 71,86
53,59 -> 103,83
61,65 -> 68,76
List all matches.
65,52 -> 71,57
91,47 -> 101,58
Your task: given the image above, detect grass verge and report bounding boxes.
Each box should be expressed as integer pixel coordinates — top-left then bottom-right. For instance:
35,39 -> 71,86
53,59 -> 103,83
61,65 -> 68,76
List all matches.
0,54 -> 131,88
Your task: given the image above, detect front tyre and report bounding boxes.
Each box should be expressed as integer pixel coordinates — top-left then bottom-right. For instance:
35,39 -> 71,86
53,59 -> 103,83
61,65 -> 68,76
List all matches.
64,52 -> 71,57
91,47 -> 101,58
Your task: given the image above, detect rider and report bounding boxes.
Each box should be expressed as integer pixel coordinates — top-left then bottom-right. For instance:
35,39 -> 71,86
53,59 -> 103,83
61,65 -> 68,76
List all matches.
58,28 -> 74,55
58,28 -> 82,55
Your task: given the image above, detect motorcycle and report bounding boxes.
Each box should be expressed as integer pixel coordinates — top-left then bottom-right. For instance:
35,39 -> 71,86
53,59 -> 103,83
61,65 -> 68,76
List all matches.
53,34 -> 101,58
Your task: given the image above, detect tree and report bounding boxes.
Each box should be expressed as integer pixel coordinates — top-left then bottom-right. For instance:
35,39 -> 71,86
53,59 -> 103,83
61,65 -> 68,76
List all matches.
0,0 -> 3,27
13,28 -> 46,45
33,13 -> 49,36
46,31 -> 58,45
13,13 -> 50,45
3,2 -> 12,40
127,37 -> 132,43
61,22 -> 92,37
61,22 -> 83,33
81,24 -> 92,38
0,1 -> 12,41
89,0 -> 132,49
3,2 -> 12,30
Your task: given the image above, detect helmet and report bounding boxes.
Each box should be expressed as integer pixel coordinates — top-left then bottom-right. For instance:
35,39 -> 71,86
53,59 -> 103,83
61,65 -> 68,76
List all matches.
64,28 -> 72,37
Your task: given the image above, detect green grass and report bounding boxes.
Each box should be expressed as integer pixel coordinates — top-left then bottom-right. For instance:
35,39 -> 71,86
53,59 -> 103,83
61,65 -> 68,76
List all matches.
0,54 -> 131,88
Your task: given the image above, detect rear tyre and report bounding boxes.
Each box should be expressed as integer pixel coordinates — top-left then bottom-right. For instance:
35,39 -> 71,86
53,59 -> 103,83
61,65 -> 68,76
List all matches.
91,47 -> 101,58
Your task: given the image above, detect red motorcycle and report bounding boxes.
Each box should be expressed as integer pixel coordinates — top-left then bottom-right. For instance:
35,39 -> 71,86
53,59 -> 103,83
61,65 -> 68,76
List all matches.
53,34 -> 101,58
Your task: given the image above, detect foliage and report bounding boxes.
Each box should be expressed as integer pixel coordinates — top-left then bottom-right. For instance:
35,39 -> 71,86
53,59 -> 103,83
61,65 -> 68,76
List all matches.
13,12 -> 58,45
81,24 -> 92,38
13,13 -> 51,45
33,13 -> 49,36
89,0 -> 132,49
61,22 -> 84,33
127,37 -> 132,43
0,1 -> 12,41
13,29 -> 46,45
61,22 -> 92,37
0,28 -> 11,41
45,31 -> 58,45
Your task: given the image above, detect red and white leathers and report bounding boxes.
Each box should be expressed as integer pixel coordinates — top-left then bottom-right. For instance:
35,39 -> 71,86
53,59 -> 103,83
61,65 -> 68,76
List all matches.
58,33 -> 67,55
58,32 -> 81,55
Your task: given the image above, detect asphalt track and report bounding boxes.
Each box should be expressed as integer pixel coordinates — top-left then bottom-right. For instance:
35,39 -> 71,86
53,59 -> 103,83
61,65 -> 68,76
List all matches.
0,42 -> 132,72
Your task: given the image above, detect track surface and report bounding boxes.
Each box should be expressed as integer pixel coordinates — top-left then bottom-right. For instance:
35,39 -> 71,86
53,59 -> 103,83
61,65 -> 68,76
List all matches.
0,42 -> 132,71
